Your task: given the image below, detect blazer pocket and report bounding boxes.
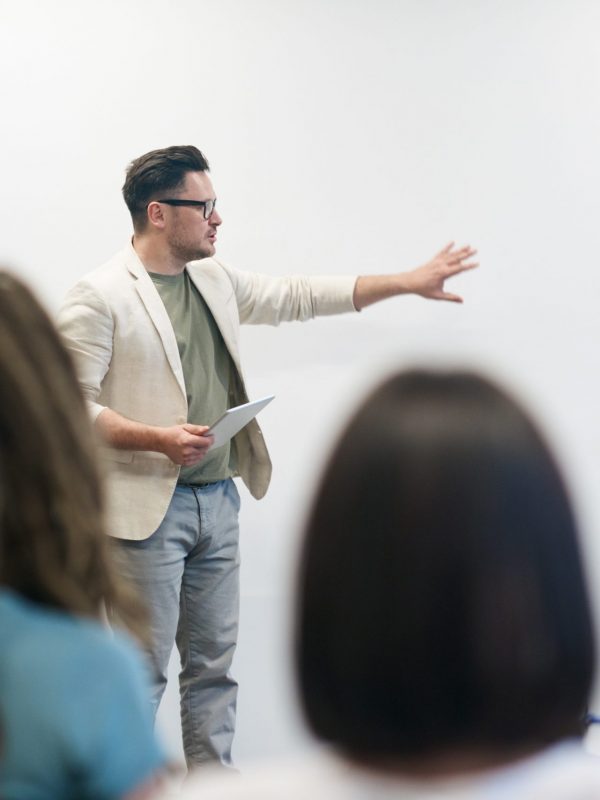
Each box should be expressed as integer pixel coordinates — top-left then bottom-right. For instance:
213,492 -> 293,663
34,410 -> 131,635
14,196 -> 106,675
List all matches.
101,447 -> 135,464
133,451 -> 172,463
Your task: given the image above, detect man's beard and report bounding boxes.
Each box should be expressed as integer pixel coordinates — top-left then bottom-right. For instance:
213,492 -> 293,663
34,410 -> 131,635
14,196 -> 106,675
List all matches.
168,233 -> 213,263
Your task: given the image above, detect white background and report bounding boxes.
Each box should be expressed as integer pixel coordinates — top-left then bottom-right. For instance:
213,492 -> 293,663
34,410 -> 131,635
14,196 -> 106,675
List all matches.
2,0 -> 600,767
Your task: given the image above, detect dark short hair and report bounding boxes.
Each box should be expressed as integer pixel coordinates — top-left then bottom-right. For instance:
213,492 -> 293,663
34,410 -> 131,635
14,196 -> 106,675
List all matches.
296,370 -> 595,761
122,145 -> 210,231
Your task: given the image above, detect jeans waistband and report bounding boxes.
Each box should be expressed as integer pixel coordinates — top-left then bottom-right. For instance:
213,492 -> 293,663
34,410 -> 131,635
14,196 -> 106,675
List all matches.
177,480 -> 223,489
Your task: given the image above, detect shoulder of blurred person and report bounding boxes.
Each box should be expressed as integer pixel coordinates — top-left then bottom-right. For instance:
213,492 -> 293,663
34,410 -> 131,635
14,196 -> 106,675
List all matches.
0,588 -> 166,799
176,742 -> 600,800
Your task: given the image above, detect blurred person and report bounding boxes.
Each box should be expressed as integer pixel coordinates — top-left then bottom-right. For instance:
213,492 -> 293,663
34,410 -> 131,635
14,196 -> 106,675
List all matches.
0,272 -> 166,799
57,144 -> 478,770
179,370 -> 600,799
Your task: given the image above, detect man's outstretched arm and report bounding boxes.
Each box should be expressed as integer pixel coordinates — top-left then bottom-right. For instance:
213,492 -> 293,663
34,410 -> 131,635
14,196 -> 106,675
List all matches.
353,242 -> 478,310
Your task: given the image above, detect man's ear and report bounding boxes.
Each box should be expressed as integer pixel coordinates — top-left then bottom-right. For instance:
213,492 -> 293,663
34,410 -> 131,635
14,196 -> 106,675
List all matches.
146,201 -> 166,229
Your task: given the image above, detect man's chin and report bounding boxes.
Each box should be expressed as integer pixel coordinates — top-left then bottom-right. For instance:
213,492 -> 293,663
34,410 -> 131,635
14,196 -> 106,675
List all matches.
187,246 -> 215,262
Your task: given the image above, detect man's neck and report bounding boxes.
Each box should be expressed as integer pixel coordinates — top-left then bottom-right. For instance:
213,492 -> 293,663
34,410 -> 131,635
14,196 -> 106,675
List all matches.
132,235 -> 186,276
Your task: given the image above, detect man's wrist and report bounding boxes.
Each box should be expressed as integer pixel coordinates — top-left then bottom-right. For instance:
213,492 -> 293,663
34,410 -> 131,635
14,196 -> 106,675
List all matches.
150,426 -> 168,455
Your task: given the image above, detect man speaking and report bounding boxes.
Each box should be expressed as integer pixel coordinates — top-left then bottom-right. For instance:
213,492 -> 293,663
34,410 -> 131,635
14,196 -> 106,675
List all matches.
57,145 -> 477,770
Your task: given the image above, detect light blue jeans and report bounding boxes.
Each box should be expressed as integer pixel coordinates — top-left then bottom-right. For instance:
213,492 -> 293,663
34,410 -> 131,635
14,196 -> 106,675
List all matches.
113,479 -> 241,768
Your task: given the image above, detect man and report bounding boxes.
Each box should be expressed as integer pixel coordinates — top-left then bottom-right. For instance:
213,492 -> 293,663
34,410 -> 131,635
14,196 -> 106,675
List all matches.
57,145 -> 477,770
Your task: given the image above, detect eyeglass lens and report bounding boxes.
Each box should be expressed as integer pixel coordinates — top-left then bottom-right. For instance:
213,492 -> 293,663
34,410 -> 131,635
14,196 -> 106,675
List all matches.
203,199 -> 216,219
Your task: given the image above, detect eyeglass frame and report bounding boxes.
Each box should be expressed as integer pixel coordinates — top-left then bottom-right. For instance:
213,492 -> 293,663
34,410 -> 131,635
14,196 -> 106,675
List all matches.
150,197 -> 217,220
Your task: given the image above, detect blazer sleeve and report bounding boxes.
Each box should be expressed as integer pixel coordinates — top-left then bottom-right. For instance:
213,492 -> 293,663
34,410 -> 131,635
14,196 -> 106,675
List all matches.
218,261 -> 359,326
56,281 -> 114,422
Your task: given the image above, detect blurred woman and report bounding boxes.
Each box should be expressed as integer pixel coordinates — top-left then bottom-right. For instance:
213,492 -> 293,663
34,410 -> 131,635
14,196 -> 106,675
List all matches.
181,369 -> 599,799
0,272 -> 165,799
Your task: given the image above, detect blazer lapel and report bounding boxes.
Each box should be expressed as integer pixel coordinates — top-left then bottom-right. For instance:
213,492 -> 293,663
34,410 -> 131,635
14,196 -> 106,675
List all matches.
124,245 -> 187,399
186,261 -> 243,374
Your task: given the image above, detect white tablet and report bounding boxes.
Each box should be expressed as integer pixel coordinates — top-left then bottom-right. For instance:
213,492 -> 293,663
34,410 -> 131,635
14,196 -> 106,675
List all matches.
207,395 -> 275,450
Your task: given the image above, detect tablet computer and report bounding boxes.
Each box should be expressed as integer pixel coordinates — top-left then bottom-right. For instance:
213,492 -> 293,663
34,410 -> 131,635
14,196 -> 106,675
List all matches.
207,395 -> 275,450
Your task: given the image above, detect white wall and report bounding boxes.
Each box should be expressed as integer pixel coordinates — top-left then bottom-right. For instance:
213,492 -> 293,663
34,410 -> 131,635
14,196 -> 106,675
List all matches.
3,0 -> 600,766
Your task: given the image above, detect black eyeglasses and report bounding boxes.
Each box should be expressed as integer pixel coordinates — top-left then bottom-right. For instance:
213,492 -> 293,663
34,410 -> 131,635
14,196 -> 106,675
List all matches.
153,198 -> 217,220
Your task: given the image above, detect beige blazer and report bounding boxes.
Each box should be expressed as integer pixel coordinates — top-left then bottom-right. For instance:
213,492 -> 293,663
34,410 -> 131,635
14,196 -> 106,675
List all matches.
57,243 -> 357,540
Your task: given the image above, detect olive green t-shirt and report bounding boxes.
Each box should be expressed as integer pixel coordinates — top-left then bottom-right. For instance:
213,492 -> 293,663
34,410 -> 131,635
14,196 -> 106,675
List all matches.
150,269 -> 236,484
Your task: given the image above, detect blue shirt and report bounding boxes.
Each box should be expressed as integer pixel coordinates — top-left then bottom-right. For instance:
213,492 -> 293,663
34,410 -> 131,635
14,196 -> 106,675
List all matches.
0,589 -> 165,799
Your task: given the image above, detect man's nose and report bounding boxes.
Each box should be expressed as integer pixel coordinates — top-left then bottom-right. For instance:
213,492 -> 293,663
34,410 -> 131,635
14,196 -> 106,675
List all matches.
209,209 -> 222,226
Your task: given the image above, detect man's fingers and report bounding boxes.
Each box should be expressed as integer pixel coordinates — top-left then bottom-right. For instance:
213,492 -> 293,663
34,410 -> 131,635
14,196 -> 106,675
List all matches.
437,241 -> 455,256
439,242 -> 476,256
446,260 -> 479,275
186,454 -> 207,465
441,292 -> 463,303
184,439 -> 213,454
183,423 -> 211,436
447,247 -> 476,263
183,445 -> 211,464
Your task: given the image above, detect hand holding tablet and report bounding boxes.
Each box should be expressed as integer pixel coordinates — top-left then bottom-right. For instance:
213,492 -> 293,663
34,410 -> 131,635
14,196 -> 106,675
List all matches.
207,395 -> 275,450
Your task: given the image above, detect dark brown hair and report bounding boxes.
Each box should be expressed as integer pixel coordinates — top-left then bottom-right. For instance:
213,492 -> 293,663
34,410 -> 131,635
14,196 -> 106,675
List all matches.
122,145 -> 210,232
296,370 -> 595,761
0,272 -> 147,642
